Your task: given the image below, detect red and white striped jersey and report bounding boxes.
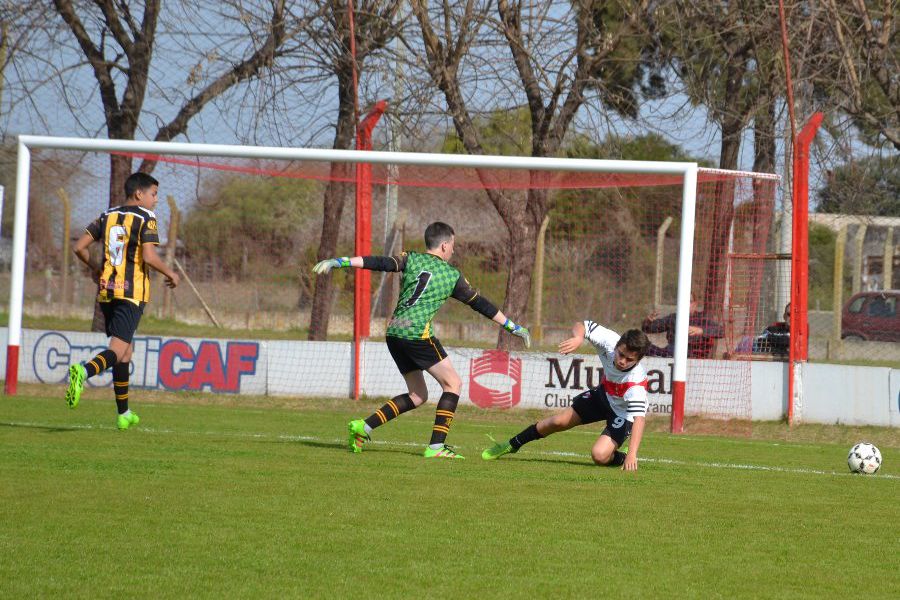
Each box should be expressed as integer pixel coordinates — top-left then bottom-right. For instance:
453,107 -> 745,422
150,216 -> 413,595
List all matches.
583,320 -> 649,422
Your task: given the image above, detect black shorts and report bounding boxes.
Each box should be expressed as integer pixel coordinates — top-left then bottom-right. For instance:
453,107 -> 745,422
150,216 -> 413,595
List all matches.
100,300 -> 144,344
571,387 -> 633,447
386,335 -> 448,374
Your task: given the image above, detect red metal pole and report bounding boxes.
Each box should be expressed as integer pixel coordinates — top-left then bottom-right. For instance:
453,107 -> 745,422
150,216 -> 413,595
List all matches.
787,112 -> 822,425
352,100 -> 387,399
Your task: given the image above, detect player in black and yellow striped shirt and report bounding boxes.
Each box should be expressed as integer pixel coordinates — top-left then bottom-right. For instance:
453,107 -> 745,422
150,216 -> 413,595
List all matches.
66,172 -> 180,430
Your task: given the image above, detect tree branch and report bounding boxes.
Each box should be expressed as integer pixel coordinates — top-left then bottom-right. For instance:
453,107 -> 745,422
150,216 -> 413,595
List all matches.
93,0 -> 135,56
53,0 -> 120,121
144,0 -> 286,156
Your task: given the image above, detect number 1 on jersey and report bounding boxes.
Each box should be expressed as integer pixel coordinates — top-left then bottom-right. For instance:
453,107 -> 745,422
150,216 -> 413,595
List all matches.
405,271 -> 432,307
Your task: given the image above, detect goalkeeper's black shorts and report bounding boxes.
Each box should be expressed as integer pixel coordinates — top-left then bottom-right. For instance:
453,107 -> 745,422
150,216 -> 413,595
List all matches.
386,335 -> 448,374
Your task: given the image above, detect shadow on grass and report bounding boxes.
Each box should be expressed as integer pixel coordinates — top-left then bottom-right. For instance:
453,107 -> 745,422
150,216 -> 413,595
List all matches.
0,421 -> 83,434
262,437 -> 423,458
511,455 -> 601,469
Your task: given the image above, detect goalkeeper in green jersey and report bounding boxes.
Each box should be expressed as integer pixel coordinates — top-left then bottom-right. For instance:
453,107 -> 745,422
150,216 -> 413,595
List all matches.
314,221 -> 531,459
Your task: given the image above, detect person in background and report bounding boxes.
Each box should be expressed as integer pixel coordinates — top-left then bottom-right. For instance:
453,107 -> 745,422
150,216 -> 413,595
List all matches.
641,293 -> 724,359
753,303 -> 790,357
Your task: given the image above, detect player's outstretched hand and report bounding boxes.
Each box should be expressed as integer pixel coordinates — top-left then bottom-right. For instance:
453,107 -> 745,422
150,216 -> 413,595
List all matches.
312,257 -> 350,275
503,319 -> 531,349
558,336 -> 582,355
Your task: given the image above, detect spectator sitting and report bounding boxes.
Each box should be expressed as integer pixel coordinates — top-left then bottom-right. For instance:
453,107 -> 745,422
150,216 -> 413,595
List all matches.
641,293 -> 724,358
753,303 -> 790,357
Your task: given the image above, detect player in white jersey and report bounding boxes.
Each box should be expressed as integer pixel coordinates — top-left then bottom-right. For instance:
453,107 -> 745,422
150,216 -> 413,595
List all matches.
481,321 -> 651,471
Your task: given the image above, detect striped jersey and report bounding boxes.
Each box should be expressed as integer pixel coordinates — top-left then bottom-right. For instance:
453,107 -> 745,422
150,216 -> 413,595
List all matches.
387,252 -> 462,339
85,205 -> 160,305
584,320 -> 649,422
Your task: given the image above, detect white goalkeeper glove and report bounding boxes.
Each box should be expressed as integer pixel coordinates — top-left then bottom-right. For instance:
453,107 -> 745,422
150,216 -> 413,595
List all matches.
503,318 -> 531,349
312,257 -> 351,275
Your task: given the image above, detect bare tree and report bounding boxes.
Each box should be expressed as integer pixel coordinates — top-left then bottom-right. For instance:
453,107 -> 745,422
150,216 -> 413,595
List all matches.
305,0 -> 404,341
48,0 -> 293,201
3,1 -> 301,330
409,0 -> 656,348
0,2 -> 65,128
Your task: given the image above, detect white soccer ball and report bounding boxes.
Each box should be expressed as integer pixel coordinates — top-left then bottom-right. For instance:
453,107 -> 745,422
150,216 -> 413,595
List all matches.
847,442 -> 882,475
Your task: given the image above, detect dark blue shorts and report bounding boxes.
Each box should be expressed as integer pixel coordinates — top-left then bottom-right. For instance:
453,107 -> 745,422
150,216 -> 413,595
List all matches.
571,387 -> 633,447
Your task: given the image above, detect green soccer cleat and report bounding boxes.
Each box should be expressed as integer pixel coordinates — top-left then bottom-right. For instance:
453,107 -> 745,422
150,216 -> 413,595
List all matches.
65,363 -> 87,409
481,435 -> 516,460
347,419 -> 369,453
117,411 -> 140,431
423,444 -> 465,459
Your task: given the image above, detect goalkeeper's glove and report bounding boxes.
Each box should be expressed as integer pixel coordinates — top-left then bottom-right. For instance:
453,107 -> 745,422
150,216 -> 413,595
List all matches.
503,318 -> 532,349
312,257 -> 351,275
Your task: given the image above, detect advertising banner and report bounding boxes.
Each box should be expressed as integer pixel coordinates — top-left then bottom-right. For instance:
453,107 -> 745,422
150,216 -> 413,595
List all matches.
22,329 -> 266,394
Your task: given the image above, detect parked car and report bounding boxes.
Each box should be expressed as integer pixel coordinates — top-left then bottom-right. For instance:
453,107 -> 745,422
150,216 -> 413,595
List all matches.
841,290 -> 900,342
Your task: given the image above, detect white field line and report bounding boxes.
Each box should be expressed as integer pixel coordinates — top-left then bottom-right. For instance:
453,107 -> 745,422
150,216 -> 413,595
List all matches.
2,419 -> 897,481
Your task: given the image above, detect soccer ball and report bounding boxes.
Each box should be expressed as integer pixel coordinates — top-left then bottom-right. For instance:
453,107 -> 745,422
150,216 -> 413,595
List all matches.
847,442 -> 882,475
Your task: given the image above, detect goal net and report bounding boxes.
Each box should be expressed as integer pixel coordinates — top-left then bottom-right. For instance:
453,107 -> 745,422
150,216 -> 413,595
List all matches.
2,136 -> 781,433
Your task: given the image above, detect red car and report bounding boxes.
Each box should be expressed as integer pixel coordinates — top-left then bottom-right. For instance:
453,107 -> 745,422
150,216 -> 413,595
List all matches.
841,290 -> 900,342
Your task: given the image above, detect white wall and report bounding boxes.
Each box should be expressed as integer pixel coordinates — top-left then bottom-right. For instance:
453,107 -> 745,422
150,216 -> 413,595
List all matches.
801,363 -> 898,426
1,327 -> 896,427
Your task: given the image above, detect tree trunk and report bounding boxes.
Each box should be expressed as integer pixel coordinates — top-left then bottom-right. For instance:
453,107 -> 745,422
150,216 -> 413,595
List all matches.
308,167 -> 353,340
702,117 -> 742,321
307,73 -> 357,341
746,93 -> 777,330
752,92 -> 777,252
108,153 -> 133,207
495,187 -> 545,349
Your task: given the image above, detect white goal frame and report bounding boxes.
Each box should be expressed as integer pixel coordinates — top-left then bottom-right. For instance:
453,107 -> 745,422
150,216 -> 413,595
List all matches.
7,134 -> 778,430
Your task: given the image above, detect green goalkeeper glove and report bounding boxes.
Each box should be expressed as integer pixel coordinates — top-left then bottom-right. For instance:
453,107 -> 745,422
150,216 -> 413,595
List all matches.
312,257 -> 351,275
503,318 -> 531,349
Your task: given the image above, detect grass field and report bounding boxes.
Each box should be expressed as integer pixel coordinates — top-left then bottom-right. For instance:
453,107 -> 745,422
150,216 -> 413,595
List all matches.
2,386 -> 898,598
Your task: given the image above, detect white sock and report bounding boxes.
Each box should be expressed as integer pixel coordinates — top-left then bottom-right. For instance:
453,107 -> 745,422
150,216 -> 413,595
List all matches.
364,423 -> 373,435
120,409 -> 131,417
429,443 -> 443,450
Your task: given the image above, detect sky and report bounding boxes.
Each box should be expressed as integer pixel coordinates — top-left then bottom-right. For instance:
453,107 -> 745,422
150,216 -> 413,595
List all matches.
1,1 -> 873,226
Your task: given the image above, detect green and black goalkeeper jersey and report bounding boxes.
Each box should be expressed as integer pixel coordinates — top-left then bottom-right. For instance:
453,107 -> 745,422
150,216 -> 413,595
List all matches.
362,251 -> 497,340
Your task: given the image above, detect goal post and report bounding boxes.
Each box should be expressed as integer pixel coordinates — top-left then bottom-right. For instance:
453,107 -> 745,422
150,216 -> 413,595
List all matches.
670,163 -> 698,434
5,134 -> 781,433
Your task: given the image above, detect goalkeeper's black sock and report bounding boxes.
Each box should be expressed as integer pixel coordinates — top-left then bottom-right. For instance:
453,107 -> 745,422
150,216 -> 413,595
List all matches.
428,392 -> 459,446
113,362 -> 130,415
509,423 -> 543,450
84,349 -> 117,378
609,450 -> 626,466
364,394 -> 417,430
